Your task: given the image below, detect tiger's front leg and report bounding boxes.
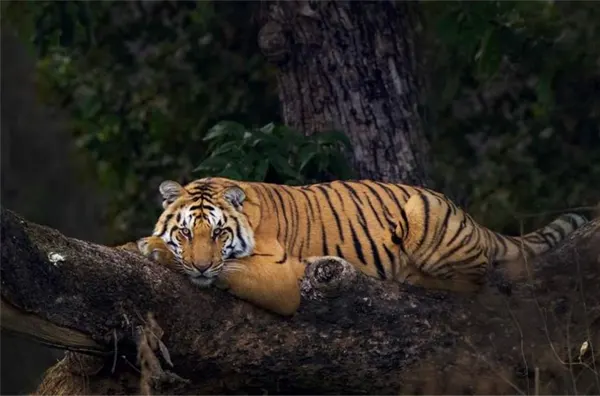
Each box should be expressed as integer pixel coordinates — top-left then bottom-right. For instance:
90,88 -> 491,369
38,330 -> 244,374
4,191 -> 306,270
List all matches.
216,249 -> 306,316
116,236 -> 179,269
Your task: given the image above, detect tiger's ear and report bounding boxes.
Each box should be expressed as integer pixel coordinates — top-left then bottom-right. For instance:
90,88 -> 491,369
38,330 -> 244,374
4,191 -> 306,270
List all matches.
223,186 -> 246,210
159,180 -> 185,209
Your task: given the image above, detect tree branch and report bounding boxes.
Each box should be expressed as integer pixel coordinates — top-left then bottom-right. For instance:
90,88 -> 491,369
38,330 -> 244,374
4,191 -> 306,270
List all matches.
1,207 -> 599,395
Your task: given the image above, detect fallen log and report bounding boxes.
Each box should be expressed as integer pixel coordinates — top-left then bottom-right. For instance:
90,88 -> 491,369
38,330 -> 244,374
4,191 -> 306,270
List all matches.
1,206 -> 599,395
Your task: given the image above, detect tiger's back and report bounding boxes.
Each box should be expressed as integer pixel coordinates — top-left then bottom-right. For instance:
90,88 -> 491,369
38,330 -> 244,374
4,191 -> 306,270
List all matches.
241,178 -> 587,288
247,179 -> 420,281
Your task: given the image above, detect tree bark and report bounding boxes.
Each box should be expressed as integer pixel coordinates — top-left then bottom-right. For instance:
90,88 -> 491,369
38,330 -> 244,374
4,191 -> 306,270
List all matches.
257,0 -> 431,186
2,207 -> 599,395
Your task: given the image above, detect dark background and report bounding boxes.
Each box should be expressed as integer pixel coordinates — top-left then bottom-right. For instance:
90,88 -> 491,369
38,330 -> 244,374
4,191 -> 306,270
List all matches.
1,2 -> 598,393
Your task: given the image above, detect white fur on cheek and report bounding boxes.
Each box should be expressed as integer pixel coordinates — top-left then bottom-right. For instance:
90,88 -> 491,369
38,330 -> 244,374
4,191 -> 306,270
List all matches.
228,218 -> 255,258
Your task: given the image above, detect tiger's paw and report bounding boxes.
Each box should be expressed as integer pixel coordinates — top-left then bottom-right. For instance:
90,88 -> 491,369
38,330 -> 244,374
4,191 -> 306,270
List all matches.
137,236 -> 177,267
213,277 -> 230,291
115,241 -> 141,253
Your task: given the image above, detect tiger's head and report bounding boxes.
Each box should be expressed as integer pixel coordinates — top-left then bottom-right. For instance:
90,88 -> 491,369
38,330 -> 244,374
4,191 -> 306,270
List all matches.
151,178 -> 257,287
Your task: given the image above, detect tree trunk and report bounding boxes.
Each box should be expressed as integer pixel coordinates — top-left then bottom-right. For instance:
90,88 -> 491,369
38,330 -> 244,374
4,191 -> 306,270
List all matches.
2,207 -> 599,395
257,0 -> 431,186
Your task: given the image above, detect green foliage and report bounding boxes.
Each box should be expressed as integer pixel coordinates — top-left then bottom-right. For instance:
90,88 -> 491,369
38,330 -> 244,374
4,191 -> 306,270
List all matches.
422,1 -> 600,233
3,1 -> 283,241
3,0 -> 598,241
195,121 -> 353,185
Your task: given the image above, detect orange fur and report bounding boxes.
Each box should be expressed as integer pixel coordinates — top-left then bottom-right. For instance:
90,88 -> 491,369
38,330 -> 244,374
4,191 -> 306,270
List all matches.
119,177 -> 587,315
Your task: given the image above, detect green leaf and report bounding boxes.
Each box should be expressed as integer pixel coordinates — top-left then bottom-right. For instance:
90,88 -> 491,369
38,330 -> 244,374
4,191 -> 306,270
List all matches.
253,159 -> 269,181
329,151 -> 353,180
274,124 -> 304,140
474,27 -> 502,80
250,129 -> 284,148
298,144 -> 319,171
270,155 -> 300,180
209,141 -> 241,157
216,167 -> 244,180
315,130 -> 352,149
259,122 -> 275,134
203,120 -> 246,141
193,155 -> 230,172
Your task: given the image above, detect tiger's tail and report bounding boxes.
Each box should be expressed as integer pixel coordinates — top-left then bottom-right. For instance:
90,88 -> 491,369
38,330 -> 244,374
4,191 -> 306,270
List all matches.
486,213 -> 588,263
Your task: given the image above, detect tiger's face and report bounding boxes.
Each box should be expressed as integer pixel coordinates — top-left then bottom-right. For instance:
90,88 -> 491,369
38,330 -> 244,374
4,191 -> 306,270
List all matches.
152,179 -> 255,287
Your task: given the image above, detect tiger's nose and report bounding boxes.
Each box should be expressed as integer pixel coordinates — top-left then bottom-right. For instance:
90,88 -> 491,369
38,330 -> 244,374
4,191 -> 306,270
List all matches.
193,262 -> 212,273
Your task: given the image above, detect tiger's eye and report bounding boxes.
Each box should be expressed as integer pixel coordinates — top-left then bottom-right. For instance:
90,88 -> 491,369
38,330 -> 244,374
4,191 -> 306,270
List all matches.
212,229 -> 222,240
180,228 -> 191,238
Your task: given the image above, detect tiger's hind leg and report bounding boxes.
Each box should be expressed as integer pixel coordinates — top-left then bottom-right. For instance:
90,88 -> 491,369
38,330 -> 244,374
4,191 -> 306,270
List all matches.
394,192 -> 489,293
395,263 -> 483,293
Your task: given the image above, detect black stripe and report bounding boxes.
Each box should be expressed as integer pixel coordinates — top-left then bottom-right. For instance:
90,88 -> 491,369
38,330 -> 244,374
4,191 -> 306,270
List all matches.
430,231 -> 473,269
463,226 -> 482,256
328,183 -> 347,211
431,252 -> 483,278
156,214 -> 174,236
298,188 -> 315,255
537,231 -> 555,247
372,181 -> 404,212
561,214 -> 578,228
315,185 -> 345,242
349,222 -> 367,265
512,237 -> 535,256
383,244 -> 397,278
258,185 -> 282,240
481,228 -> 495,257
271,186 -> 291,245
419,203 -> 453,266
188,204 -> 202,212
233,217 -> 246,251
275,251 -> 287,264
547,222 -> 566,239
492,232 -> 508,258
310,187 -> 329,256
364,194 -> 384,228
445,215 -> 466,247
414,194 -> 430,252
398,207 -> 410,239
168,226 -> 179,244
298,240 -> 305,260
542,231 -> 558,245
362,182 -> 397,222
388,184 -> 411,201
337,182 -> 386,279
251,252 -> 275,257
340,181 -> 364,205
280,186 -> 300,254
361,182 -> 390,226
336,245 -> 345,259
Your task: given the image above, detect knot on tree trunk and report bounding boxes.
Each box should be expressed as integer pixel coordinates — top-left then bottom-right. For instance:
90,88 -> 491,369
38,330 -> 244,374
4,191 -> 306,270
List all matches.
301,256 -> 358,300
257,20 -> 291,66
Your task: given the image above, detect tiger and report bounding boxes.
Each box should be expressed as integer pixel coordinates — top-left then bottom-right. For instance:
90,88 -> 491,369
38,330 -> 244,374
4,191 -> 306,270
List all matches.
119,177 -> 587,316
